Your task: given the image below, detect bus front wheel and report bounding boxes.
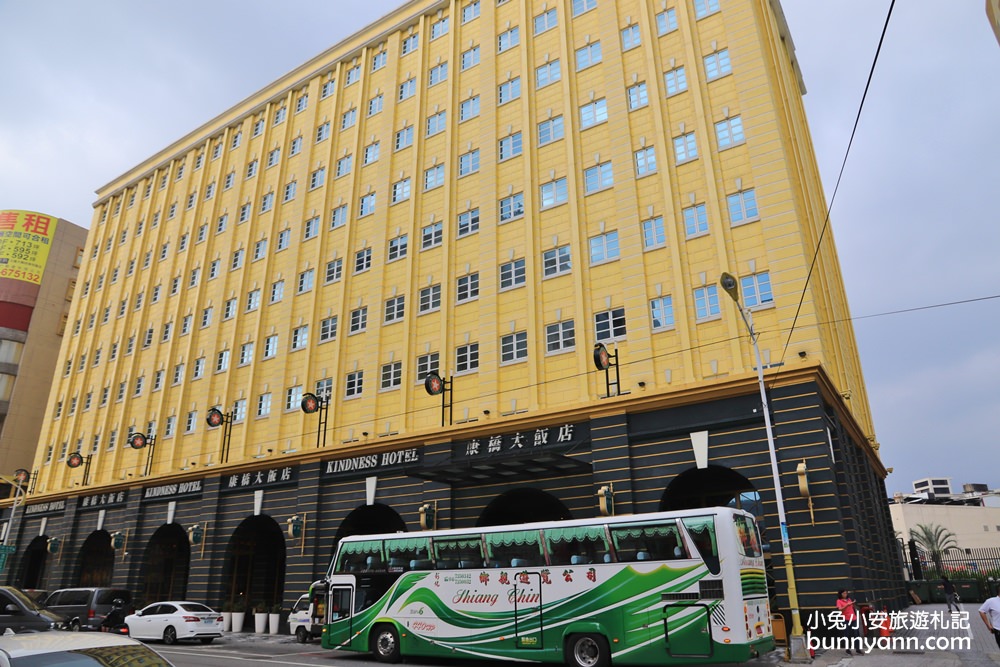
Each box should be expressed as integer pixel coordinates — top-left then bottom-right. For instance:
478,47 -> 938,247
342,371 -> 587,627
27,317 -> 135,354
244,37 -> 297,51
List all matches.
566,633 -> 610,667
371,624 -> 402,663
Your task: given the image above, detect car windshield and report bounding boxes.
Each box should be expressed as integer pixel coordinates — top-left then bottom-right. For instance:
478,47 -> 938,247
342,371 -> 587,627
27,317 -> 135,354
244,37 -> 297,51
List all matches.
178,603 -> 213,613
12,645 -> 172,666
4,587 -> 45,612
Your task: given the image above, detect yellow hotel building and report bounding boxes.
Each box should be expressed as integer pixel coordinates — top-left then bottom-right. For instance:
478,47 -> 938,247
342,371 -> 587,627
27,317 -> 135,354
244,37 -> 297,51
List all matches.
6,0 -> 904,630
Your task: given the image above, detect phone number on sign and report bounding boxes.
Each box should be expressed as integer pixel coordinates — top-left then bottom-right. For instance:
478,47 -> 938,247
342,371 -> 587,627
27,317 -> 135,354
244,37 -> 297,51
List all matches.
0,268 -> 40,282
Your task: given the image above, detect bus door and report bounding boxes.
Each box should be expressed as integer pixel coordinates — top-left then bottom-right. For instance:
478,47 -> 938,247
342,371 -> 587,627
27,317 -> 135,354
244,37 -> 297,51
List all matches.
324,578 -> 355,648
511,571 -> 544,650
661,599 -> 713,659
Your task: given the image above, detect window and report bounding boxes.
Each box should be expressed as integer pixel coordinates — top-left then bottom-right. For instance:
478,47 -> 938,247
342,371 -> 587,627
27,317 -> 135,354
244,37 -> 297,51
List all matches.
181,314 -> 192,334
316,122 -> 331,143
538,116 -> 564,146
363,142 -> 380,165
426,111 -> 447,136
422,221 -> 443,248
674,131 -> 698,163
584,161 -> 614,193
320,316 -> 338,342
498,133 -> 522,160
387,235 -> 408,261
319,78 -> 336,99
424,164 -> 445,189
193,357 -> 205,379
456,343 -> 479,373
270,280 -> 284,302
665,66 -> 688,95
240,342 -> 255,365
695,0 -> 720,19
239,203 -> 251,222
683,203 -> 708,236
224,298 -> 237,319
589,231 -> 620,264
429,62 -> 448,86
360,193 -> 376,216
499,258 -> 525,289
460,96 -> 480,121
457,209 -> 480,237
224,171 -> 235,190
457,272 -> 479,302
401,33 -> 419,55
286,385 -> 304,411
330,204 -> 347,229
368,94 -> 384,116
399,78 -> 417,101
231,248 -> 244,270
497,78 -> 521,104
462,0 -> 480,23
246,289 -> 261,311
292,325 -> 309,350
705,49 -> 732,80
290,136 -> 303,155
380,361 -> 403,390
536,60 -> 561,88
642,215 -> 666,249
267,148 -> 281,168
417,352 -> 439,380
595,307 -> 626,341
540,177 -> 568,208
283,181 -> 297,202
304,216 -> 320,240
394,125 -> 413,151
419,284 -> 441,312
573,0 -> 597,16
546,319 -> 575,352
741,272 -> 774,308
621,24 -> 641,50
461,46 -> 480,70
325,258 -> 342,283
694,285 -> 721,319
298,269 -> 315,293
501,331 -> 528,363
392,178 -> 411,203
253,118 -> 265,137
277,228 -> 291,250
650,296 -> 675,330
345,371 -> 364,397
543,245 -> 572,277
264,335 -> 279,358
161,321 -> 173,342
350,306 -> 368,333
246,160 -> 259,179
534,8 -> 557,34
728,188 -> 759,225
216,349 -> 230,372
498,27 -> 520,52
336,155 -> 353,177
133,376 -> 145,397
628,82 -> 648,110
384,295 -> 406,323
657,8 -> 678,34
459,149 -> 480,176
345,64 -> 361,85
576,42 -> 602,70
355,247 -> 372,273
431,16 -> 449,39
201,307 -> 213,328
634,146 -> 657,176
715,116 -> 745,149
579,99 -> 608,129
257,393 -> 271,418
371,51 -> 387,71
307,167 -> 326,190
173,363 -> 185,384
499,193 -> 525,222
260,191 -> 274,212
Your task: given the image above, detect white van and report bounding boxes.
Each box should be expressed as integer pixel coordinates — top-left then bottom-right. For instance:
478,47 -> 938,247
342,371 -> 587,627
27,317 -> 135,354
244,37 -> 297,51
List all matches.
288,580 -> 326,643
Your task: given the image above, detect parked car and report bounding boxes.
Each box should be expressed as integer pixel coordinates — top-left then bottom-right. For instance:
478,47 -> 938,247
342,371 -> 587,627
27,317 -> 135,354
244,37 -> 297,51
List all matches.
43,588 -> 133,631
125,601 -> 223,644
288,579 -> 328,643
0,586 -> 64,634
0,629 -> 173,666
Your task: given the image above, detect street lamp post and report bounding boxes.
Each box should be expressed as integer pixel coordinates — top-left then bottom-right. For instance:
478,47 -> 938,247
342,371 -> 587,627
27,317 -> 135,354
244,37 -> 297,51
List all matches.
1,470 -> 28,548
720,273 -> 807,660
300,391 -> 331,448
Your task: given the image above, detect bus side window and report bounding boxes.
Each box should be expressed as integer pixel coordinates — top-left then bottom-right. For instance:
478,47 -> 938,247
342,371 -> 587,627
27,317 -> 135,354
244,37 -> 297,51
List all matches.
681,516 -> 720,575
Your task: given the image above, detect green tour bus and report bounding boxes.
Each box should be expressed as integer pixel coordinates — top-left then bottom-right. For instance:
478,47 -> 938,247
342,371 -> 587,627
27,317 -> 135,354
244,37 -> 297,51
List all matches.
320,507 -> 774,666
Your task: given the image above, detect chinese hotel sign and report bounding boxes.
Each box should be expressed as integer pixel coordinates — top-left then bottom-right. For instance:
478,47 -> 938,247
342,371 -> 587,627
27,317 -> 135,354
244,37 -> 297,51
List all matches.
0,210 -> 58,285
219,466 -> 297,493
453,422 -> 590,460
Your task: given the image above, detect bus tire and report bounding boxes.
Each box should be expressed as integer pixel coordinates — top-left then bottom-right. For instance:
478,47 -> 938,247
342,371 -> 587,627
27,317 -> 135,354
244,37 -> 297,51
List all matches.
566,633 -> 610,667
371,624 -> 402,663
295,626 -> 310,643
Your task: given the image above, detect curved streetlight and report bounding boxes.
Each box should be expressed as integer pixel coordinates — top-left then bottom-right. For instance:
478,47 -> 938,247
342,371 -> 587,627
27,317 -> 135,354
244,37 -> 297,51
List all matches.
128,432 -> 156,476
206,407 -> 234,463
719,272 -> 806,660
300,392 -> 330,448
423,372 -> 452,427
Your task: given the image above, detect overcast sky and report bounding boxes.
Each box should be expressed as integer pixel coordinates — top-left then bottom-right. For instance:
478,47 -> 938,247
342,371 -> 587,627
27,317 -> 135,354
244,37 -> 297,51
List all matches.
0,1 -> 997,495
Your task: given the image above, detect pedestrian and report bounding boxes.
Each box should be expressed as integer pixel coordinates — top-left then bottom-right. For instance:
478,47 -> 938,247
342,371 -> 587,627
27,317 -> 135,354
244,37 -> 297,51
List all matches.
979,590 -> 1000,650
836,589 -> 864,656
942,575 -> 960,613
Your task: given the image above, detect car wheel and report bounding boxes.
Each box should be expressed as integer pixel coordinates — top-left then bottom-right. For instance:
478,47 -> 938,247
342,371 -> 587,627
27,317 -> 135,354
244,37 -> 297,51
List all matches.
371,624 -> 401,663
68,619 -> 81,632
296,626 -> 310,643
566,633 -> 610,667
163,626 -> 177,645
199,637 -> 214,644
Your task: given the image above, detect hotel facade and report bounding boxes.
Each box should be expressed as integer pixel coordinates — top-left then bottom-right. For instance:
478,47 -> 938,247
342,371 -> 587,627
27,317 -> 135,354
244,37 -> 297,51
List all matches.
3,0 -> 905,626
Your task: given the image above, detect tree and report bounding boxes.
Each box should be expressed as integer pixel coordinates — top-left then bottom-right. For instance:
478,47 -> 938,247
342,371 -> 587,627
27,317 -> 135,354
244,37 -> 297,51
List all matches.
911,523 -> 958,573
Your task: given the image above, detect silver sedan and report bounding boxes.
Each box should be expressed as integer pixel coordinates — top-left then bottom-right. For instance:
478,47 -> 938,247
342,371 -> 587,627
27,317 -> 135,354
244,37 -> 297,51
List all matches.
125,601 -> 223,644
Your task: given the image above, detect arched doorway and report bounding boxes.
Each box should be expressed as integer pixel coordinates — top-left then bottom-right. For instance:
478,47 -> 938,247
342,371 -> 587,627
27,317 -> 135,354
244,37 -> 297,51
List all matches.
223,516 -> 285,610
17,536 -> 49,589
661,465 -> 762,520
477,488 -> 572,527
77,531 -> 114,587
335,504 -> 406,541
141,524 -> 190,602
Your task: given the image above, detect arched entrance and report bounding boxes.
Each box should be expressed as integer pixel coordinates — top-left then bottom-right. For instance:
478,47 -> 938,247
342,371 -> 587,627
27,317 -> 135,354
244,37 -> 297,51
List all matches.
17,536 -> 49,589
335,504 -> 406,541
223,516 -> 285,610
141,524 -> 190,602
477,488 -> 572,527
661,465 -> 763,520
76,531 -> 114,587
